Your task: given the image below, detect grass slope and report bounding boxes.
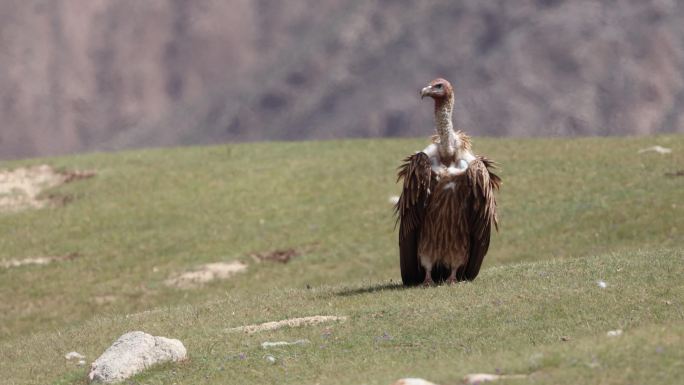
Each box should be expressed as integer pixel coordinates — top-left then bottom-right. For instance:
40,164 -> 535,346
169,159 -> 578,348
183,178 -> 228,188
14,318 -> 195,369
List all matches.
0,135 -> 682,384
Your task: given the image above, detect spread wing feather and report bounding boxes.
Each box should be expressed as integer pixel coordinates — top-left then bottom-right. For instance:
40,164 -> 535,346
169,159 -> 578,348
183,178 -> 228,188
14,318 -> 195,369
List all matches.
461,156 -> 501,281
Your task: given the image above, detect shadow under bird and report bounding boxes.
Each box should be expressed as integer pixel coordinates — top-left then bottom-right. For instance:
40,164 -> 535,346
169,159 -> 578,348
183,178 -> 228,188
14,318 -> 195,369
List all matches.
395,78 -> 501,286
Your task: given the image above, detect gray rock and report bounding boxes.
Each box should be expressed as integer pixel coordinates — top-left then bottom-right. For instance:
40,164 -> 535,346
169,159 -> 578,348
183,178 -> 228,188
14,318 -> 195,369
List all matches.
88,331 -> 186,384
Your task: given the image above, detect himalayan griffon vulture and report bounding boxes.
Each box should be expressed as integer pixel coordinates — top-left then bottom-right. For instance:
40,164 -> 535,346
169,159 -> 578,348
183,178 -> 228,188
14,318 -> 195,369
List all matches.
395,78 -> 501,286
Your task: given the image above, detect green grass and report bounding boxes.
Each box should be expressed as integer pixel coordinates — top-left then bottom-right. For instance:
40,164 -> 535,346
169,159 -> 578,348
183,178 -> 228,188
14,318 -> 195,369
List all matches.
0,135 -> 682,384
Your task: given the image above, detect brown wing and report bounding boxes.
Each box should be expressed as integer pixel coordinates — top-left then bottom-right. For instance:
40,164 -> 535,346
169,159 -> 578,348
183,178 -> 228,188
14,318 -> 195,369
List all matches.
461,156 -> 501,281
395,152 -> 432,285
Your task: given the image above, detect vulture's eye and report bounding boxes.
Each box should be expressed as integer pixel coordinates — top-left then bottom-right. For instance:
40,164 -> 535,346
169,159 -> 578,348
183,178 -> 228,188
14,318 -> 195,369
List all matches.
434,84 -> 443,89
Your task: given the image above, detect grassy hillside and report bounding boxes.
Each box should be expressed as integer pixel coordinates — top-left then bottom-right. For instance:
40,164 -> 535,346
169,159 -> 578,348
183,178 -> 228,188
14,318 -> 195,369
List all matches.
0,135 -> 682,384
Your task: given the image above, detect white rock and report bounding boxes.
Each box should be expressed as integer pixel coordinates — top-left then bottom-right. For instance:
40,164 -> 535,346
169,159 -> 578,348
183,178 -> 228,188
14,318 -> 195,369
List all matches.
389,195 -> 400,205
463,373 -> 527,384
261,339 -> 310,349
2,257 -> 53,268
391,379 -> 440,385
88,331 -> 186,384
65,351 -> 86,360
597,280 -> 607,288
638,145 -> 672,154
463,373 -> 501,383
607,329 -> 623,337
226,315 -> 347,334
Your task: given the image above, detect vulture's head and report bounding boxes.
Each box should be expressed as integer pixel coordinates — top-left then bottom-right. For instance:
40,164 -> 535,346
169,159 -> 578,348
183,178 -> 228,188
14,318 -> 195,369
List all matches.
420,78 -> 453,101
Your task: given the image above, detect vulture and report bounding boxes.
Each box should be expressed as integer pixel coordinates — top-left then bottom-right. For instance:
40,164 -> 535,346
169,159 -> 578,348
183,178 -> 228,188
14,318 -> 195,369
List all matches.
395,78 -> 501,286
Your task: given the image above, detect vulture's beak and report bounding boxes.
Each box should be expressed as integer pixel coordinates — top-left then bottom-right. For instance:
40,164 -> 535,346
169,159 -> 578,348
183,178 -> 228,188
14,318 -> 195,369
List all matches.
420,86 -> 431,99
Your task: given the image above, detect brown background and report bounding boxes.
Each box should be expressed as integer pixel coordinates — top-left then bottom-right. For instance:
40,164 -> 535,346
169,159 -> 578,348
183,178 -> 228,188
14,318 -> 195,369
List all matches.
1,0 -> 683,160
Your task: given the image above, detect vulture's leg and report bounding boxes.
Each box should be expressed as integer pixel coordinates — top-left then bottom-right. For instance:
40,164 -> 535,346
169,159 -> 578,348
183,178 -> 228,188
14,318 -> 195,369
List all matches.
446,268 -> 458,285
420,256 -> 434,286
423,268 -> 434,286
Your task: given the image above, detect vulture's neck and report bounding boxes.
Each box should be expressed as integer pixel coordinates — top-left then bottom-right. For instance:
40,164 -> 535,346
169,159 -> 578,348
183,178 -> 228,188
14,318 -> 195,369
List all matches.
434,95 -> 457,160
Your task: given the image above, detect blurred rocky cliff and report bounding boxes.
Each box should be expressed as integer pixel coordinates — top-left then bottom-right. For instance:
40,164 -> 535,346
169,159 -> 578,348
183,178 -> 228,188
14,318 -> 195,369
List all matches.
1,0 -> 683,159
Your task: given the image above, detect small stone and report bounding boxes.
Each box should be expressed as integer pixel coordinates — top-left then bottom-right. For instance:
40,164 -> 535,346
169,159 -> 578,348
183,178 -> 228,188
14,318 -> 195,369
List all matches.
65,351 -> 86,360
265,355 -> 277,364
607,329 -> 623,337
376,331 -> 393,341
597,280 -> 607,288
391,379 -> 440,385
560,336 -> 571,341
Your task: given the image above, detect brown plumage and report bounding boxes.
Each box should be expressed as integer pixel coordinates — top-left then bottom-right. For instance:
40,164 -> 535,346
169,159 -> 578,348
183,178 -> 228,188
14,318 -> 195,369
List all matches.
395,78 -> 501,286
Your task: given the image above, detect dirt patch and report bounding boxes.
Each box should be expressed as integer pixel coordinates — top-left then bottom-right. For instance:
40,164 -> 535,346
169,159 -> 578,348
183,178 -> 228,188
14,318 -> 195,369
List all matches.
0,253 -> 80,269
0,165 -> 95,213
226,315 -> 347,334
92,295 -> 118,305
249,248 -> 300,263
60,169 -> 96,183
165,261 -> 248,289
248,243 -> 318,264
